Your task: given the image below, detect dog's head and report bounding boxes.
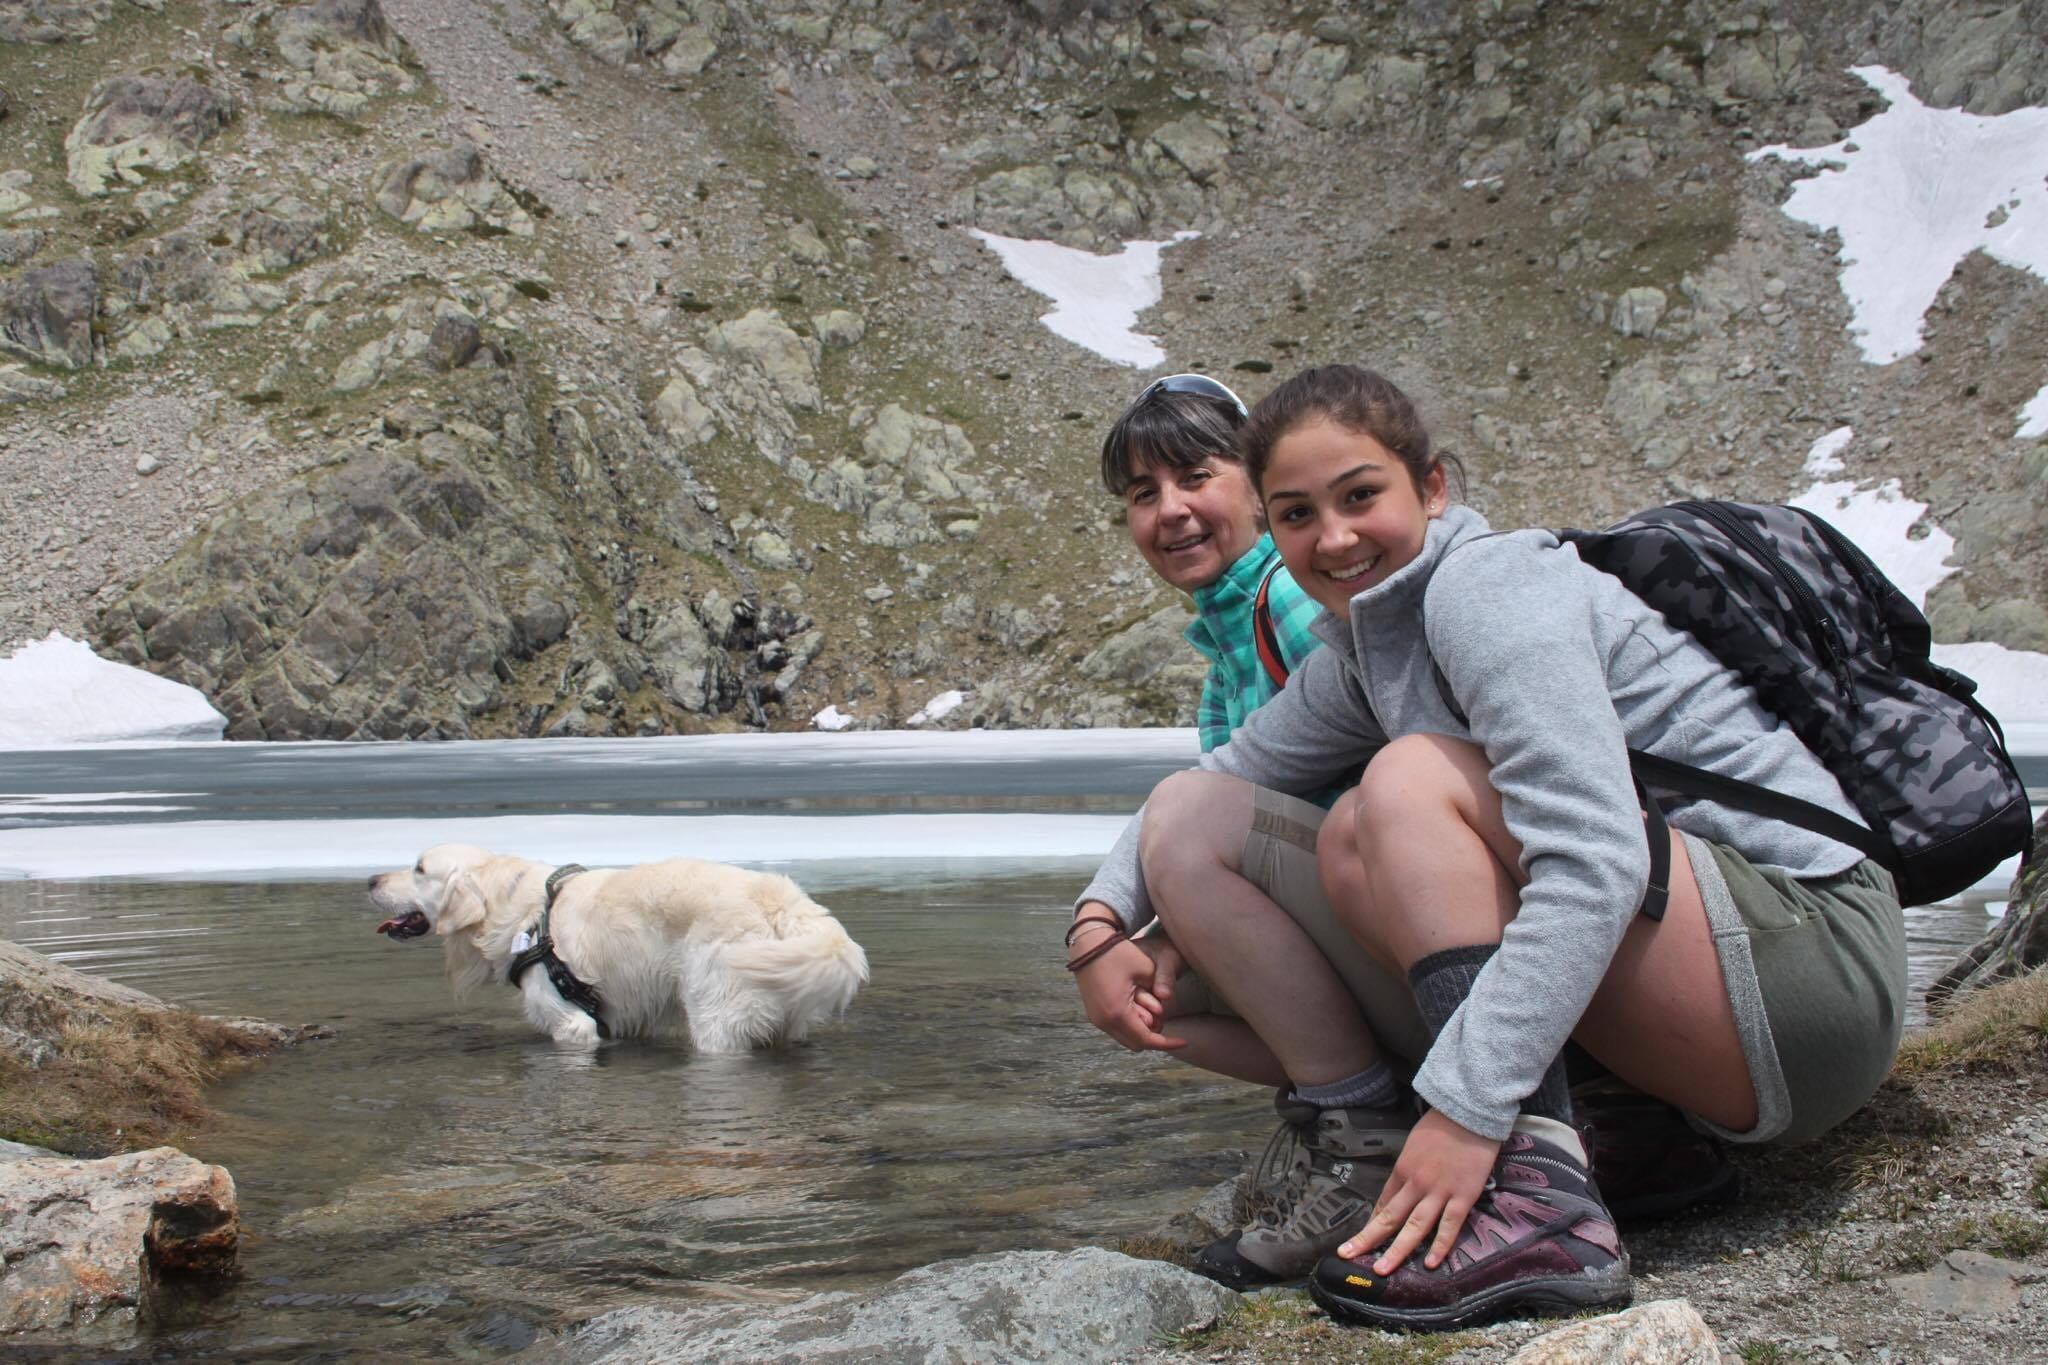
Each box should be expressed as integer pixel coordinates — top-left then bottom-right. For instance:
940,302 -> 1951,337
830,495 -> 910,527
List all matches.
369,844 -> 544,994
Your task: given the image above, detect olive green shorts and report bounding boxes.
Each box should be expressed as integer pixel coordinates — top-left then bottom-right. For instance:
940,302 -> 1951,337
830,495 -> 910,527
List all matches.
1684,833 -> 1907,1146
1161,785 -> 1433,1066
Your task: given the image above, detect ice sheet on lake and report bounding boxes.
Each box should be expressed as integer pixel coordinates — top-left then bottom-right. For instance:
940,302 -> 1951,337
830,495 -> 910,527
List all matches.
0,632 -> 225,747
0,811 -> 1134,882
969,228 -> 1197,367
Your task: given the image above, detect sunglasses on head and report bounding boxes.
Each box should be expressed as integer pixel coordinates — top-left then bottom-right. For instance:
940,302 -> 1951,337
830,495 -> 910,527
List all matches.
1135,372 -> 1249,419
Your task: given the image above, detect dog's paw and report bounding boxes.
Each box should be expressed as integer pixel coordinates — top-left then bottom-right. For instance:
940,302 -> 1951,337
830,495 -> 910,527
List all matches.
550,1017 -> 603,1049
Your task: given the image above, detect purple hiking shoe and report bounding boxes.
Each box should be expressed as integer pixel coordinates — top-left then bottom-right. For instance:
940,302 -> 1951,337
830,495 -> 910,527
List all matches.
1309,1116 -> 1631,1332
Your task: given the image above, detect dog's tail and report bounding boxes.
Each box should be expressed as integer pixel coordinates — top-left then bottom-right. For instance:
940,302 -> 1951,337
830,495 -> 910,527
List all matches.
719,914 -> 870,1042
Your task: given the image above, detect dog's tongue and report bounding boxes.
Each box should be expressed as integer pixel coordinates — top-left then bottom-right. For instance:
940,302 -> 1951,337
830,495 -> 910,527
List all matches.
376,911 -> 428,937
375,916 -> 405,935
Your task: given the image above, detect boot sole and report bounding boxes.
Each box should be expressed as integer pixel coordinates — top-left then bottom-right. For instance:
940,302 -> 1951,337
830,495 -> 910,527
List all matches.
1309,1262 -> 1633,1332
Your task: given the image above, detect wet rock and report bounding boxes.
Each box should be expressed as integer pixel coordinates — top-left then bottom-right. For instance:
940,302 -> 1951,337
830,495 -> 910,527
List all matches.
0,1147 -> 238,1341
65,74 -> 235,198
1505,1298 -> 1719,1362
0,258 -> 97,371
547,1247 -> 1236,1363
374,141 -> 534,237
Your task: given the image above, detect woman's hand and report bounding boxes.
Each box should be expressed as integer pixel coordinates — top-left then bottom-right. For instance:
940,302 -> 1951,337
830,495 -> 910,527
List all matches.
1074,930 -> 1188,1053
1337,1109 -> 1500,1274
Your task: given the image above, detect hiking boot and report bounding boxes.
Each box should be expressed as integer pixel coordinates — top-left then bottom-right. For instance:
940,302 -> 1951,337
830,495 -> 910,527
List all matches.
1572,1078 -> 1738,1224
1308,1115 -> 1630,1332
1193,1092 -> 1410,1289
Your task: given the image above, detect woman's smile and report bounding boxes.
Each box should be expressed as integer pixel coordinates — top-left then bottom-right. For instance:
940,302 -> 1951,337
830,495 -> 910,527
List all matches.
1260,418 -> 1445,616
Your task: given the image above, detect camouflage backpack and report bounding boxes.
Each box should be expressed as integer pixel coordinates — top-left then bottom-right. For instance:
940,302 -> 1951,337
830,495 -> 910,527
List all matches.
1561,500 -> 2031,907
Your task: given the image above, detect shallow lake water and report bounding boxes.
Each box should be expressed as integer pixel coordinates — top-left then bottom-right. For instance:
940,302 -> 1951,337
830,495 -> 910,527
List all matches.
0,731 -> 2033,1358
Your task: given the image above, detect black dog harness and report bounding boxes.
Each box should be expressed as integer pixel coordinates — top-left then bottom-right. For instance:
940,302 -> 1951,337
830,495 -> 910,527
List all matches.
506,864 -> 609,1038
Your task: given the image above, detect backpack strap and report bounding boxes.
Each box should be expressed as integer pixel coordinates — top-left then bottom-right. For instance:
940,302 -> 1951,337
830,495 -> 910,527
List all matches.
1252,562 -> 1290,690
1428,653 -> 1888,909
1626,751 -> 1893,868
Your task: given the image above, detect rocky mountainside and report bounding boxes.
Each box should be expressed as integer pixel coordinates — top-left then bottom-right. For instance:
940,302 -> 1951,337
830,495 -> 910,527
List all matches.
1,0 -> 2044,739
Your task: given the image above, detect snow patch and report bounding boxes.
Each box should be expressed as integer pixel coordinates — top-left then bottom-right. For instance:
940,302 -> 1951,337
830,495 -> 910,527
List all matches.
0,633 -> 225,748
2019,382 -> 2048,440
906,689 -> 965,727
1749,67 -> 2048,372
1791,479 -> 1956,609
968,229 -> 1198,368
811,704 -> 855,732
1803,426 -> 1854,477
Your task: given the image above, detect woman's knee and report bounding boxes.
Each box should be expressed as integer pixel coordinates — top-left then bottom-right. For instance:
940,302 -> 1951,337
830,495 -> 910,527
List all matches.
1138,770 -> 1254,893
1317,788 -> 1370,899
1350,733 -> 1494,841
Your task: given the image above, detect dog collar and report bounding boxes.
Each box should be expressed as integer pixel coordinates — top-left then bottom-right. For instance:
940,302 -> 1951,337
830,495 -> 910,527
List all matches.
507,864 -> 609,1039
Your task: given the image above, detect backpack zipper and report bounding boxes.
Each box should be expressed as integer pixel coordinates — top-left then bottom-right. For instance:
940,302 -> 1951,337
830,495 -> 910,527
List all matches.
1675,501 -> 1858,706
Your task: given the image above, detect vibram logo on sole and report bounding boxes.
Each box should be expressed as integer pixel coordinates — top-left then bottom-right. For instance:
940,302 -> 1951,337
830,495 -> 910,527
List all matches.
1344,1275 -> 1374,1288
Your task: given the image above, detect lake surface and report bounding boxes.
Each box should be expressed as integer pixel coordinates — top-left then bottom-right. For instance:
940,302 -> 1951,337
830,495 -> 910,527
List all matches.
0,731 -> 2033,1357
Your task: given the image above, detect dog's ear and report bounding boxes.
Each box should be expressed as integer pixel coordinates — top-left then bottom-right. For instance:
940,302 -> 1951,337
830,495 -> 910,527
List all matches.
436,868 -> 489,937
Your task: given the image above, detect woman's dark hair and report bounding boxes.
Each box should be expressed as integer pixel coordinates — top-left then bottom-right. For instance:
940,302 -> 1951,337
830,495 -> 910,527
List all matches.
1099,390 -> 1246,497
1238,365 -> 1465,499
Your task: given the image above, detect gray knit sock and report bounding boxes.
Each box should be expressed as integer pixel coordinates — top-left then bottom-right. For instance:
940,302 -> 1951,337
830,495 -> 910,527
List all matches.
1290,1061 -> 1405,1113
1407,943 -> 1573,1128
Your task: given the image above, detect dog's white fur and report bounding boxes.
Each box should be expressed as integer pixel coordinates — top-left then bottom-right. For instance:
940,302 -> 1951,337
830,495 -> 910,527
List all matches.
369,843 -> 869,1051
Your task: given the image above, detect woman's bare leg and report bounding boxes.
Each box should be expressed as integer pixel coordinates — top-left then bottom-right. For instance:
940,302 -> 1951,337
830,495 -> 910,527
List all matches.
1140,770 -> 1384,1085
1324,733 -> 1757,1132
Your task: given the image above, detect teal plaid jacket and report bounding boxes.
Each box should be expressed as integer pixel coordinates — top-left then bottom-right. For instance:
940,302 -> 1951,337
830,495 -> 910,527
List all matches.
1184,534 -> 1329,765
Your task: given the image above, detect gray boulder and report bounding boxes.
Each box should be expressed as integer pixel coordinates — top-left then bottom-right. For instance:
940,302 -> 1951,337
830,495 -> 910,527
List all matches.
0,1147 -> 239,1342
539,1247 -> 1237,1363
1505,1298 -> 1719,1363
0,229 -> 43,269
0,257 -> 97,370
0,0 -> 111,42
65,74 -> 235,197
99,447 -> 580,739
269,0 -> 416,117
374,141 -> 534,237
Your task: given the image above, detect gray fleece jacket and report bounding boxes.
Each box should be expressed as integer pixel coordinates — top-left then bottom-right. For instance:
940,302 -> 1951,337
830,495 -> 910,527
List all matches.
1077,505 -> 1869,1141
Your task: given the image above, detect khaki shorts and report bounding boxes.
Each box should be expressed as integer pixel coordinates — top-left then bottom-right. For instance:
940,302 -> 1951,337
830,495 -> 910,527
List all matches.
1684,833 -> 1906,1146
1162,785 -> 1433,1066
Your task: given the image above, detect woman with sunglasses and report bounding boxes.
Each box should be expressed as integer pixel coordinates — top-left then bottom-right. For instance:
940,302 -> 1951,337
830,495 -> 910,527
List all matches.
1067,373 -> 1432,1291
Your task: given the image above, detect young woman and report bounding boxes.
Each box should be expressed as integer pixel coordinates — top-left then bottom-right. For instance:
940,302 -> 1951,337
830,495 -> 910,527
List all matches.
1086,364 -> 1905,1329
1069,373 -> 1431,1290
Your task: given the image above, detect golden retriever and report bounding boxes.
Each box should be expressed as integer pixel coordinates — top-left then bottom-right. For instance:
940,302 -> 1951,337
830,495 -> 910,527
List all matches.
368,844 -> 868,1051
